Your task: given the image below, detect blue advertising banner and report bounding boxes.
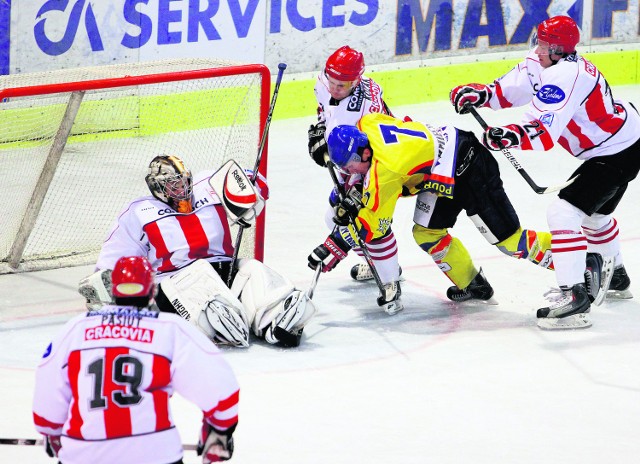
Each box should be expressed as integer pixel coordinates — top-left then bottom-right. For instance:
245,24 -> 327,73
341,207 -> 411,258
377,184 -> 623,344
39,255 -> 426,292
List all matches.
0,0 -> 9,75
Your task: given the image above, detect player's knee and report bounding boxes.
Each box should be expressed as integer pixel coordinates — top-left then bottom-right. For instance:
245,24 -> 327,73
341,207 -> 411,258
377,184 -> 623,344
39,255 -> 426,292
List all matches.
412,224 -> 447,251
547,198 -> 586,230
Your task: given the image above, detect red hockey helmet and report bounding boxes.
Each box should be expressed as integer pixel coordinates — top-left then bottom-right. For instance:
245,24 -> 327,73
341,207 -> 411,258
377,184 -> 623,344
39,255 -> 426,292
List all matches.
536,16 -> 580,54
112,256 -> 155,299
325,46 -> 365,82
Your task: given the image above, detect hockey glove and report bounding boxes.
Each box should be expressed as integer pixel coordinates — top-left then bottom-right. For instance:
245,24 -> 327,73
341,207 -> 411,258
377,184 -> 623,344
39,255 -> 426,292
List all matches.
308,232 -> 351,272
450,83 -> 493,114
197,421 -> 235,463
333,187 -> 363,227
482,125 -> 523,151
43,435 -> 62,458
308,121 -> 329,167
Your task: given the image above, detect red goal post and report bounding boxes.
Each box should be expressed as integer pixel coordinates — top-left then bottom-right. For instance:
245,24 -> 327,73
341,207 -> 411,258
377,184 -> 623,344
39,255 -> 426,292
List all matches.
0,59 -> 270,273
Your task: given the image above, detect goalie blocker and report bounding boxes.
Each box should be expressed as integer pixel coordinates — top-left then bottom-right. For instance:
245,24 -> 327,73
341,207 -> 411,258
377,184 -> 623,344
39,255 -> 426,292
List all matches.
209,159 -> 265,227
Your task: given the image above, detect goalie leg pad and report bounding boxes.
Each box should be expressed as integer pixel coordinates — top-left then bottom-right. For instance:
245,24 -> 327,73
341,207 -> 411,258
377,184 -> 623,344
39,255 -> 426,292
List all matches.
160,259 -> 250,346
232,259 -> 317,346
78,269 -> 113,308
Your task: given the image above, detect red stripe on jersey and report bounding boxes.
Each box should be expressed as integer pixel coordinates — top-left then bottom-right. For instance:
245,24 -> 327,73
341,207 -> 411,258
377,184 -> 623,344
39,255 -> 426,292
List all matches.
33,412 -> 64,430
176,214 -> 210,260
149,355 -> 172,431
493,81 -> 512,108
214,204 -> 234,256
359,216 -> 374,242
408,160 -> 433,176
66,350 -> 84,438
530,119 -> 555,150
104,347 -> 132,439
566,119 -> 593,150
144,221 -> 176,273
585,83 -> 624,134
558,135 -> 571,153
204,389 -> 240,430
369,160 -> 381,212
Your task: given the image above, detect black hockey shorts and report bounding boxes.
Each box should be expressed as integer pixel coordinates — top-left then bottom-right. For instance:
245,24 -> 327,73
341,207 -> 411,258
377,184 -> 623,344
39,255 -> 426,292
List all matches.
559,136 -> 640,215
423,129 -> 521,242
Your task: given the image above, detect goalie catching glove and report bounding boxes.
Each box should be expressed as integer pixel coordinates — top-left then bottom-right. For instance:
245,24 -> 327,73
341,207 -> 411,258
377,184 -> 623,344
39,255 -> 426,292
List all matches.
308,230 -> 351,273
198,420 -> 235,463
209,159 -> 266,227
308,121 -> 329,167
449,83 -> 493,114
333,186 -> 363,227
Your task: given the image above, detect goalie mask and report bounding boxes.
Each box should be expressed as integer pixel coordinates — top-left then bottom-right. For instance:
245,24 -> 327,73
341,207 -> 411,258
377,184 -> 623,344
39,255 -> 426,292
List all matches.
146,155 -> 194,213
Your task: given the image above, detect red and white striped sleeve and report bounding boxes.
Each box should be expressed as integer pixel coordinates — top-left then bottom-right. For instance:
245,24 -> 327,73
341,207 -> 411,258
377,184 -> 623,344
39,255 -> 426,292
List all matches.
170,320 -> 239,431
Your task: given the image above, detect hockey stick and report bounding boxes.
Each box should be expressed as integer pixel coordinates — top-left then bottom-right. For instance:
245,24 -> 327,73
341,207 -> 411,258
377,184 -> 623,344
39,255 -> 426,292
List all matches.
326,162 -> 386,294
306,262 -> 322,300
0,438 -> 198,451
465,105 -> 578,194
227,63 -> 287,286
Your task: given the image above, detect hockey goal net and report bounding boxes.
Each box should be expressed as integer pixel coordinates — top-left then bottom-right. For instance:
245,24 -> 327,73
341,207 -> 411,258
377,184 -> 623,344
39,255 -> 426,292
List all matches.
0,59 -> 270,273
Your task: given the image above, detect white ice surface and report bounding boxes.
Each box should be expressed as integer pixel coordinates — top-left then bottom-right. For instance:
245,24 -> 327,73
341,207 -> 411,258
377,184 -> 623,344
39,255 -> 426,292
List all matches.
2,87 -> 640,464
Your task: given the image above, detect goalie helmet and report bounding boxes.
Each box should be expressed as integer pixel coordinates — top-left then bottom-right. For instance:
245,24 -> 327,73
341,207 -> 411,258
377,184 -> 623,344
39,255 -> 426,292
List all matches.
112,256 -> 155,306
145,155 -> 194,213
535,16 -> 580,55
327,125 -> 369,168
325,45 -> 365,82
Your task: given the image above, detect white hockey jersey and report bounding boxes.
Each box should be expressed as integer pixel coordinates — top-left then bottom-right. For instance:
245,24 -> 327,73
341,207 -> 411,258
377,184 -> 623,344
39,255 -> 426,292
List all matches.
32,306 -> 239,464
96,169 -> 233,280
488,50 -> 640,159
314,71 -> 390,137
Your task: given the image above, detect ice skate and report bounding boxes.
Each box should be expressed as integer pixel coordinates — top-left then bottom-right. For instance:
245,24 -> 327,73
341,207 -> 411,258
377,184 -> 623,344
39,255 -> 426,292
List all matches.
377,281 -> 403,315
537,283 -> 591,329
446,268 -> 497,304
607,265 -> 632,299
351,263 -> 402,282
584,252 -> 614,306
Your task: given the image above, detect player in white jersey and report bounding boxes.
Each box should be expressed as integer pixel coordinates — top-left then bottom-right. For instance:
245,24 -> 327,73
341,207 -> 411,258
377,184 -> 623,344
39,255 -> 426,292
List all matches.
451,15 -> 639,328
307,45 -> 402,288
80,155 -> 316,347
34,256 -> 239,464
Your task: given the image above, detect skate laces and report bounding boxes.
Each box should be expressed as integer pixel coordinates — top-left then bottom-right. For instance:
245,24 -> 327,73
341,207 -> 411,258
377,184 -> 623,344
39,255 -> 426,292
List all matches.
542,287 -> 571,308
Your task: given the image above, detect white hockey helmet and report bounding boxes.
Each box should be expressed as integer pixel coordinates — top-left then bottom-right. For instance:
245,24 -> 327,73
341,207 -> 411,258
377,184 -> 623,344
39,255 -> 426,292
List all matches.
145,155 -> 194,213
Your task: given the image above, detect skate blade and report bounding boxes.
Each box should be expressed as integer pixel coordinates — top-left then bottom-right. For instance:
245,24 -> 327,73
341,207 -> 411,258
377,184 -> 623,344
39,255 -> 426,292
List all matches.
382,301 -> 404,315
455,296 -> 499,306
593,257 -> 615,306
606,288 -> 633,300
537,313 -> 592,330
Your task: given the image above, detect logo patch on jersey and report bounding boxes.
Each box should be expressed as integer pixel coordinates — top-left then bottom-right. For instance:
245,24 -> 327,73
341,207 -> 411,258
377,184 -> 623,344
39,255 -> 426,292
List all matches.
536,85 -> 565,104
42,343 -> 52,358
539,113 -> 555,127
347,85 -> 365,111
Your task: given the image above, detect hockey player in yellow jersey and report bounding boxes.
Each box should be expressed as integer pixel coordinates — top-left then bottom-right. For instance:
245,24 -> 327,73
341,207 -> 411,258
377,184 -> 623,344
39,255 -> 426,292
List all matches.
308,112 -> 555,310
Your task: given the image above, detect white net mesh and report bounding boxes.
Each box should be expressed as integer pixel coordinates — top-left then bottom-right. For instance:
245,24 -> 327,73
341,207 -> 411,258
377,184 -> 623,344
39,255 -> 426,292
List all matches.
0,58 -> 268,273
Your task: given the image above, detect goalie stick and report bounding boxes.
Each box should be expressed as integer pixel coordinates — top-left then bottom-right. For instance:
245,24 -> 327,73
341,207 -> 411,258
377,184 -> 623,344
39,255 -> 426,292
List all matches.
465,104 -> 578,194
326,162 -> 386,295
0,438 -> 198,451
228,62 -> 287,286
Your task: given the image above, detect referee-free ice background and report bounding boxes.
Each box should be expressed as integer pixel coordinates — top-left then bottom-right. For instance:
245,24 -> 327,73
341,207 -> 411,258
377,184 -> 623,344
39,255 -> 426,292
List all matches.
2,88 -> 640,464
